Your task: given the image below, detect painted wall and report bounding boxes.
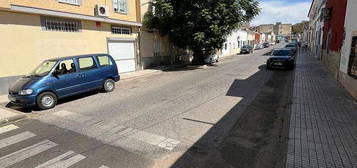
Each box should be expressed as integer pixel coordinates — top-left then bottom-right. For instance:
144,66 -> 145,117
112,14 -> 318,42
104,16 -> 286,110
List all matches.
222,29 -> 247,56
255,33 -> 260,44
323,0 -> 347,51
0,11 -> 138,77
0,0 -> 10,8
338,0 -> 357,99
4,0 -> 139,23
247,31 -> 255,46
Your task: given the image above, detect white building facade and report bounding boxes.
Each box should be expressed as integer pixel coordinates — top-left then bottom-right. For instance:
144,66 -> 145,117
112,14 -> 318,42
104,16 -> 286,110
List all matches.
307,0 -> 326,60
221,29 -> 248,57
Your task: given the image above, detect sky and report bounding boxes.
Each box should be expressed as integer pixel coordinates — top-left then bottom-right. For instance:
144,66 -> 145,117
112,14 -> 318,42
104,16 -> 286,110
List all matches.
251,0 -> 312,26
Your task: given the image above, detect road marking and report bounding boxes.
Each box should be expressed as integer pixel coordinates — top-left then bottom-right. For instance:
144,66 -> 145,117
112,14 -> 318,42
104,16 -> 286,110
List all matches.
0,140 -> 57,168
157,138 -> 181,150
125,129 -> 181,151
129,130 -> 167,146
35,151 -> 85,168
52,110 -> 92,123
99,165 -> 110,168
0,131 -> 36,149
0,124 -> 19,134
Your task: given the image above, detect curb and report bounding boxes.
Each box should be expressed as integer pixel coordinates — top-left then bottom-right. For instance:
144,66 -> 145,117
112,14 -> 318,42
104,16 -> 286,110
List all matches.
0,113 -> 27,126
121,63 -> 188,81
0,106 -> 27,126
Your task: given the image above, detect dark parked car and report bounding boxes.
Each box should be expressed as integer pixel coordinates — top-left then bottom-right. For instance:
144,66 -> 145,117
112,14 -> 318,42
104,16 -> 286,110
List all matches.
285,43 -> 298,54
266,49 -> 296,70
8,54 -> 120,110
240,45 -> 253,54
263,43 -> 270,48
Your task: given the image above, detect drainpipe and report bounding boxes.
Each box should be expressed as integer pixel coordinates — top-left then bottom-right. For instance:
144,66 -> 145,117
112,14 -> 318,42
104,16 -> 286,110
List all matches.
138,27 -> 143,70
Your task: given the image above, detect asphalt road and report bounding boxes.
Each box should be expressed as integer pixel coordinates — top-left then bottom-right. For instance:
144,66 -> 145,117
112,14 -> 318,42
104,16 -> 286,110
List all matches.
1,43 -> 286,168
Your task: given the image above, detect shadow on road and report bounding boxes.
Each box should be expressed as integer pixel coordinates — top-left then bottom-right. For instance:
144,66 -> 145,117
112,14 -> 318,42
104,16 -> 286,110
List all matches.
169,63 -> 295,168
6,90 -> 100,113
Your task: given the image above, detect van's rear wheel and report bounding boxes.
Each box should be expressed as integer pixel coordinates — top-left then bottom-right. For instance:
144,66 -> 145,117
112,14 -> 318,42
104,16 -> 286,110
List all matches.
103,79 -> 115,92
37,92 -> 57,110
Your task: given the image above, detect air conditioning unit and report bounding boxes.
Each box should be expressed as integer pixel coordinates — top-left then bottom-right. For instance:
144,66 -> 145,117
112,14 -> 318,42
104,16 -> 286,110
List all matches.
95,5 -> 109,17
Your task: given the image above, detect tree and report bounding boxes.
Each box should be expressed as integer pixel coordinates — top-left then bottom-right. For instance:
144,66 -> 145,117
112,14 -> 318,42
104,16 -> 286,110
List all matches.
292,21 -> 308,35
143,0 -> 260,64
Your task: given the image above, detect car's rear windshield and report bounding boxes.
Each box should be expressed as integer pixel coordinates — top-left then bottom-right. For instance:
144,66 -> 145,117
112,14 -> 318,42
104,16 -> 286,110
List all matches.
286,45 -> 295,48
272,50 -> 292,56
242,45 -> 249,48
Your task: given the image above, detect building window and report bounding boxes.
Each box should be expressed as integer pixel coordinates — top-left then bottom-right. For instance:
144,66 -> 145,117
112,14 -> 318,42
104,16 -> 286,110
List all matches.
58,0 -> 80,5
348,36 -> 357,78
113,0 -> 128,13
41,17 -> 81,32
111,26 -> 131,34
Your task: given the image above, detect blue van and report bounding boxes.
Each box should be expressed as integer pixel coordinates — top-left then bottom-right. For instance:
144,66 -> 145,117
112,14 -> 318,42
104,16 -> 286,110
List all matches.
8,54 -> 120,110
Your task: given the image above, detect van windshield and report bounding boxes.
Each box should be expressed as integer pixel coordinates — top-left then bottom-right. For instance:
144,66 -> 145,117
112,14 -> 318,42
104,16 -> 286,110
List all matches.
26,60 -> 57,77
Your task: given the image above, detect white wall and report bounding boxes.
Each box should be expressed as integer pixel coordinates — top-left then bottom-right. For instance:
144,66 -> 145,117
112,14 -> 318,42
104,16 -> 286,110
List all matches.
340,0 -> 357,73
222,29 -> 248,56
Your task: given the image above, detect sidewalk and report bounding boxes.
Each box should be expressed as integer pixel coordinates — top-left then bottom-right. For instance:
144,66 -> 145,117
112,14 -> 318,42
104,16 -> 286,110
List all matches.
120,63 -> 187,80
286,50 -> 357,167
0,107 -> 26,125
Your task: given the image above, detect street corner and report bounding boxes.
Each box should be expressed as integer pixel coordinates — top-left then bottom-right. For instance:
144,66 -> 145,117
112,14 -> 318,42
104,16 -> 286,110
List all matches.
0,105 -> 27,126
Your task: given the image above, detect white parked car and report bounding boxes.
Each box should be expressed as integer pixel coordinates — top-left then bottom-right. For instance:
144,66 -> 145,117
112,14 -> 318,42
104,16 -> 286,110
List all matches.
255,44 -> 264,50
204,53 -> 219,64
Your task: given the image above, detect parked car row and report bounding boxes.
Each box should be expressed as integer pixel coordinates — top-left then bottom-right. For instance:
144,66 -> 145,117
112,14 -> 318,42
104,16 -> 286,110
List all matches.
240,45 -> 254,54
240,42 -> 277,54
8,41 -> 293,110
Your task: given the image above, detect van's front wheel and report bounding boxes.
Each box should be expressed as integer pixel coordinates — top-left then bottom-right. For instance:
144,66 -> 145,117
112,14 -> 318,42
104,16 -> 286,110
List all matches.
103,79 -> 115,92
37,92 -> 57,110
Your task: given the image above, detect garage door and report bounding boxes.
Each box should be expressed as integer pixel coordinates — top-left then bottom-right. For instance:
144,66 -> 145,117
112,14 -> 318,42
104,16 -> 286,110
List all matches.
108,41 -> 136,73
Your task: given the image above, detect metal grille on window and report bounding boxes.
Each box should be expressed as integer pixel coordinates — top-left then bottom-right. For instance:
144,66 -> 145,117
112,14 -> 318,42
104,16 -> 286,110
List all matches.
111,26 -> 131,34
44,19 -> 81,32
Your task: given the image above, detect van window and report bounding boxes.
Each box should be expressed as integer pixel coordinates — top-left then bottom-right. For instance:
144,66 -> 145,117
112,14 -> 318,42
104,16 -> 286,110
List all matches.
97,55 -> 113,66
78,57 -> 96,71
56,59 -> 75,75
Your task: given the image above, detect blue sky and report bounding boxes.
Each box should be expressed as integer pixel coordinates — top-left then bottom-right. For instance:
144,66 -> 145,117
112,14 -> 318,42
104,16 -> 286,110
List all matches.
251,0 -> 312,26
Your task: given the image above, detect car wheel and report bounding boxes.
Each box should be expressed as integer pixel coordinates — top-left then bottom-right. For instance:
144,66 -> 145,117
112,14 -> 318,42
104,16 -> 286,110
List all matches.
37,92 -> 57,110
266,64 -> 271,70
103,79 -> 115,92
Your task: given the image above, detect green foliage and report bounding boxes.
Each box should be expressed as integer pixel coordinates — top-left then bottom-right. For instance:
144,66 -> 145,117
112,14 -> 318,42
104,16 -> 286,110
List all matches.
143,0 -> 260,64
292,22 -> 307,35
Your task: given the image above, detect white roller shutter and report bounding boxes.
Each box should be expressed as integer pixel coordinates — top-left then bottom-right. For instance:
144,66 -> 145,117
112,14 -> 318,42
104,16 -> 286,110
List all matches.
108,41 -> 136,73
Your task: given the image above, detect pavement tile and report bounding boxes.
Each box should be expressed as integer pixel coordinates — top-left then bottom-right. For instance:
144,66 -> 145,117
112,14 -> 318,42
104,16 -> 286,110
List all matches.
286,50 -> 357,168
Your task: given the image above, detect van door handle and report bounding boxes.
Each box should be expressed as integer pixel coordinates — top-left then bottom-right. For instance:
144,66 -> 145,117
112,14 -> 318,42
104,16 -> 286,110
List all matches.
77,74 -> 85,78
